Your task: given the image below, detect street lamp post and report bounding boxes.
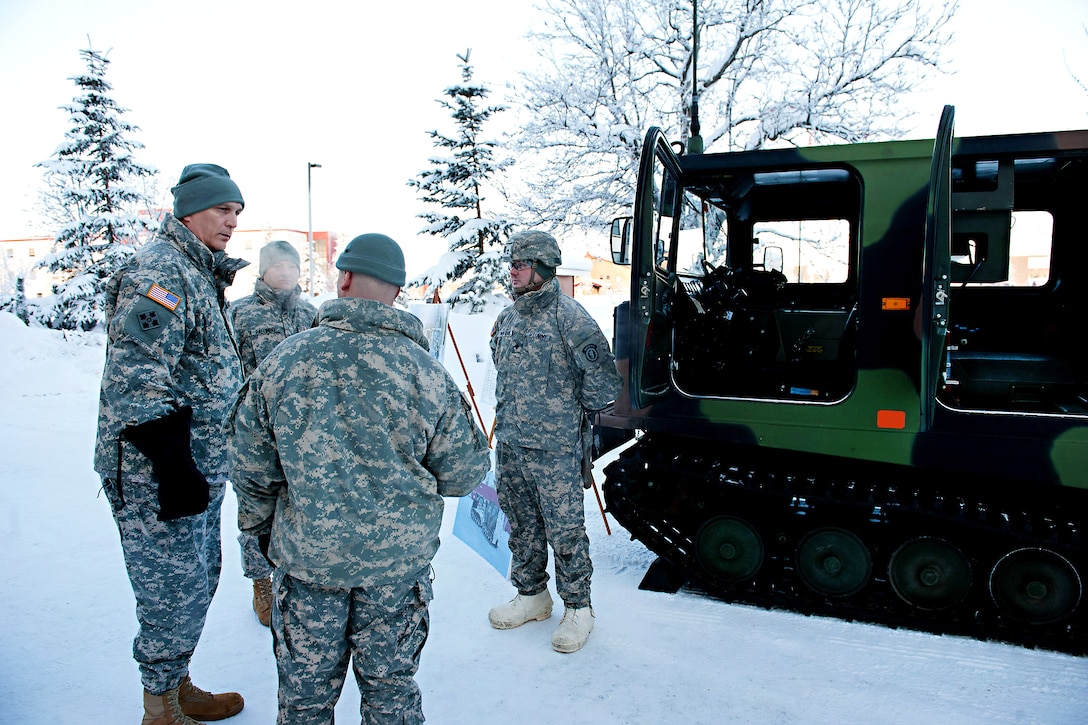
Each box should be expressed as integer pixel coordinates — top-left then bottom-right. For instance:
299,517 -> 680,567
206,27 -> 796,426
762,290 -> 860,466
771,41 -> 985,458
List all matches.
307,162 -> 322,296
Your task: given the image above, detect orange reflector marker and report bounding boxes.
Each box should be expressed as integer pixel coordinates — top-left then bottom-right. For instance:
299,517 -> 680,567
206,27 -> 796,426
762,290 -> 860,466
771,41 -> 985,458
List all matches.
877,409 -> 907,429
881,297 -> 910,311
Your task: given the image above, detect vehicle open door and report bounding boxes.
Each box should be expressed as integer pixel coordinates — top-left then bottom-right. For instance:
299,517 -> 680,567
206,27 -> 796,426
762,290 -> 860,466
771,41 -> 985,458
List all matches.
921,106 -> 955,431
628,127 -> 684,410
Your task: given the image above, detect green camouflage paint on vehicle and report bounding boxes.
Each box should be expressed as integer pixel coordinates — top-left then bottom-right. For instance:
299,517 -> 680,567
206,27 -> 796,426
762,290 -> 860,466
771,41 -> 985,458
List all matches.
596,108 -> 1088,653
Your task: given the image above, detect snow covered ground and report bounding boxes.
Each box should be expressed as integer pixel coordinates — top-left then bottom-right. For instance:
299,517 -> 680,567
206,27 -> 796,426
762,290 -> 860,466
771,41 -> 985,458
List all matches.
2,304 -> 1087,724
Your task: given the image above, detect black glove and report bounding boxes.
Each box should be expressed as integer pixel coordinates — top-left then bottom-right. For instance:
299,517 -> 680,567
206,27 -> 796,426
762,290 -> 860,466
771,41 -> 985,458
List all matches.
580,412 -> 594,489
122,406 -> 210,521
257,532 -> 275,569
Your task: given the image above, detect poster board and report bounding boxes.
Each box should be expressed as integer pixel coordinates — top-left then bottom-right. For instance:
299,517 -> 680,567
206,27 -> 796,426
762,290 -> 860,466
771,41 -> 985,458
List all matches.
408,302 -> 449,361
453,457 -> 511,578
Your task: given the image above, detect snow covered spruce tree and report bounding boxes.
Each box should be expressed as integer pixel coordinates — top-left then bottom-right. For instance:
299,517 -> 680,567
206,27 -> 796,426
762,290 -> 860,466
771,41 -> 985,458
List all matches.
509,0 -> 956,232
407,50 -> 514,312
30,45 -> 159,330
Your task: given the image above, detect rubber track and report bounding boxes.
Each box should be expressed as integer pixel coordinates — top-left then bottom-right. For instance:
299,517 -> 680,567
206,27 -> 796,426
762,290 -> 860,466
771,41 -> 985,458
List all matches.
602,433 -> 1087,656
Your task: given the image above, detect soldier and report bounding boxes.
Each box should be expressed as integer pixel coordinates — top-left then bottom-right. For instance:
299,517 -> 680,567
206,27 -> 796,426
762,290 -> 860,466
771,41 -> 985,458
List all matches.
228,240 -> 317,627
230,233 -> 490,724
487,230 -> 622,653
95,164 -> 248,724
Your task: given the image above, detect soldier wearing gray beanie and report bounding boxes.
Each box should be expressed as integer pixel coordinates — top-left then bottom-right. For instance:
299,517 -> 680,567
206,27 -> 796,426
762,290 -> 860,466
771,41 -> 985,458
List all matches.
171,163 -> 245,218
335,233 -> 406,287
259,240 -> 301,278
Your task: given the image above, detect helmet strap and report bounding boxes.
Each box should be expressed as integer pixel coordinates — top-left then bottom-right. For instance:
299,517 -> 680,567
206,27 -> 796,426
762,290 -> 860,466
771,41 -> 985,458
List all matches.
515,261 -> 554,295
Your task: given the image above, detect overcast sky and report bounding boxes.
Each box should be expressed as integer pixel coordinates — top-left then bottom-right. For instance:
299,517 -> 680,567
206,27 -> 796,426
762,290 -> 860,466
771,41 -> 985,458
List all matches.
1,0 -> 1085,273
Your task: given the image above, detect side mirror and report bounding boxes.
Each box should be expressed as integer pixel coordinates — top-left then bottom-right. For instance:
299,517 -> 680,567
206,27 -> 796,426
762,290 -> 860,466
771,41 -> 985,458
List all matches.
610,217 -> 632,265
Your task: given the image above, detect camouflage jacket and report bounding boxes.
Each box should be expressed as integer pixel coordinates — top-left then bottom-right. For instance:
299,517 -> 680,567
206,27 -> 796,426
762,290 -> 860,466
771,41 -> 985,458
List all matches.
491,277 -> 621,451
229,279 -> 317,378
94,214 -> 247,481
230,297 -> 491,589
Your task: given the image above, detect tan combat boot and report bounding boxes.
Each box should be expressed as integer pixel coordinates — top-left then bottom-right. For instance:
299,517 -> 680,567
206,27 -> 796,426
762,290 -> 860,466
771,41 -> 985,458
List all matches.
551,606 -> 594,653
142,687 -> 203,725
252,576 -> 273,627
488,590 -> 553,629
177,676 -> 244,721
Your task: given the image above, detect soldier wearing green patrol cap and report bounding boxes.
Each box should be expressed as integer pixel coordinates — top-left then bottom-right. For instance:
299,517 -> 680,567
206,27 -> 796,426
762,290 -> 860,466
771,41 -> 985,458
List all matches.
231,230 -> 489,723
95,163 -> 248,722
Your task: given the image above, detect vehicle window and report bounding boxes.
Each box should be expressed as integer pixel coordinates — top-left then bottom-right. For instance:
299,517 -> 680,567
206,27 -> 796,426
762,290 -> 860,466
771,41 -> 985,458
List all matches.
754,220 -> 850,284
958,210 -> 1052,287
676,192 -> 709,275
651,157 -> 679,271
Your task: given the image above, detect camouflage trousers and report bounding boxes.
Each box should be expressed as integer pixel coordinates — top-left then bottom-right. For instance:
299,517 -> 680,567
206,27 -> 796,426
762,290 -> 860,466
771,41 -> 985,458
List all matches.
272,570 -> 432,725
101,475 -> 224,695
238,531 -> 274,579
495,442 -> 592,608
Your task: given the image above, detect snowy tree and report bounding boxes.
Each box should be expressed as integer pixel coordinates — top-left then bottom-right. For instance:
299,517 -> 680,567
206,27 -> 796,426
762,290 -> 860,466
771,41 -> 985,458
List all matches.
26,44 -> 159,330
508,0 -> 956,232
1067,24 -> 1088,107
407,50 -> 515,313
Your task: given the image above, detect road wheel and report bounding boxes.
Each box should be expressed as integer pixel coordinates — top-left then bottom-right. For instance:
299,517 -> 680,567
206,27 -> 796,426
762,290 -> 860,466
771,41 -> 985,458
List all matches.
695,516 -> 764,583
989,548 -> 1082,624
888,537 -> 972,610
796,527 -> 871,597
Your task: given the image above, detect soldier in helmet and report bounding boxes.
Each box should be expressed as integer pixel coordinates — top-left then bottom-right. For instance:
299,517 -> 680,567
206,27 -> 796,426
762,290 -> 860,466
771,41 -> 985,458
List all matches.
488,230 -> 622,653
230,233 -> 490,723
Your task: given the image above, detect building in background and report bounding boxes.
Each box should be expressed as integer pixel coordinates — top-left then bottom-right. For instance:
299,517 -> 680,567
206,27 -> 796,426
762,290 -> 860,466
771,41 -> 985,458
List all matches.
0,236 -> 53,299
576,252 -> 630,297
227,229 -> 342,301
1,229 -> 343,304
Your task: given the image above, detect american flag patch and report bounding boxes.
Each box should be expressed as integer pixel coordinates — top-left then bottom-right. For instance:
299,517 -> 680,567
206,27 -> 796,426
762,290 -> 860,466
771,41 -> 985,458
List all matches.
145,283 -> 181,311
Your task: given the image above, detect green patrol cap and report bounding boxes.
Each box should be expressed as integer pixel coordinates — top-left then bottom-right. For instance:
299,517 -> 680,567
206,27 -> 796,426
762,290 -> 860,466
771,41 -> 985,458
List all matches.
171,164 -> 244,218
335,233 -> 406,287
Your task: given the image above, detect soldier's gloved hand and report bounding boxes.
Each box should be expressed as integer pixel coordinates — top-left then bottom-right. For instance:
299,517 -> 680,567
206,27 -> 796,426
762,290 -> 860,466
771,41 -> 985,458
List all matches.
257,532 -> 275,568
122,406 -> 210,522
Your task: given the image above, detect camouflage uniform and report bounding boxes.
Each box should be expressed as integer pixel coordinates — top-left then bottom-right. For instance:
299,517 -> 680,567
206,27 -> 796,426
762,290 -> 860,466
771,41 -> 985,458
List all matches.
490,276 -> 621,608
230,278 -> 317,379
229,279 -> 316,579
94,213 -> 247,695
230,296 -> 490,725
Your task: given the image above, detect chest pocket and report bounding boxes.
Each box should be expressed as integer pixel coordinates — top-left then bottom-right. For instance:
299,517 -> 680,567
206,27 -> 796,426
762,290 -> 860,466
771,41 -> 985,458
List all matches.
186,304 -> 210,356
498,328 -> 552,359
251,324 -> 287,360
497,325 -> 561,397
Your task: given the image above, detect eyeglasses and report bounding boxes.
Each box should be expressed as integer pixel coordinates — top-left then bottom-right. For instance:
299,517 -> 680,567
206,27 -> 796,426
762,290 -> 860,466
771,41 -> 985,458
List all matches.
510,260 -> 532,271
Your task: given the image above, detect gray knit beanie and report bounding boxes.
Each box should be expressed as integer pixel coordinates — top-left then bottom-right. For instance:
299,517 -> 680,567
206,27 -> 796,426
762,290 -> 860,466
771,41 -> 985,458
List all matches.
171,163 -> 245,218
335,233 -> 406,286
259,240 -> 300,277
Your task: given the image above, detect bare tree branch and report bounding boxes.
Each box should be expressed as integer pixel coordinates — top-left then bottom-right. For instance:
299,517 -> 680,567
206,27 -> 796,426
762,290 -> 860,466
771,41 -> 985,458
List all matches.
508,0 -> 956,232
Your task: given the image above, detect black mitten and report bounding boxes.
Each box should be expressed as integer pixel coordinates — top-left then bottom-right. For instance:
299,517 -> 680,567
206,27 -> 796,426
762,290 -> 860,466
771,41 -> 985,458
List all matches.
122,406 -> 210,521
257,532 -> 275,568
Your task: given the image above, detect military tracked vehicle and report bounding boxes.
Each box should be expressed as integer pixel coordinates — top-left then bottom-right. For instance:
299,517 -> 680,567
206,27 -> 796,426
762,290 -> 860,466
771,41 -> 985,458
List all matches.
595,107 -> 1088,654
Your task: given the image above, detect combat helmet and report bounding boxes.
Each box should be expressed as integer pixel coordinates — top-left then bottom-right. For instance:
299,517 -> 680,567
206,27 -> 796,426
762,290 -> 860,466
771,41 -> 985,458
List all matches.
507,230 -> 562,295
508,230 -> 562,267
